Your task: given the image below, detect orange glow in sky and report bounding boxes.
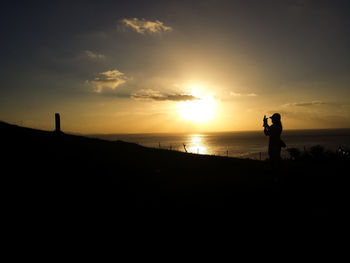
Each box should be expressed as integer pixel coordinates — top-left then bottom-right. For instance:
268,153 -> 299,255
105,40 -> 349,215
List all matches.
1,1 -> 350,133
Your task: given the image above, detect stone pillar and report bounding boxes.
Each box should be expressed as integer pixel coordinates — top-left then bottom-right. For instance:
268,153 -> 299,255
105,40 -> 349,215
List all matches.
55,113 -> 61,132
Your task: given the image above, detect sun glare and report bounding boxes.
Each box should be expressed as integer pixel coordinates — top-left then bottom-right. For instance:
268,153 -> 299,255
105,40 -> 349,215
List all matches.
188,134 -> 208,154
178,94 -> 217,123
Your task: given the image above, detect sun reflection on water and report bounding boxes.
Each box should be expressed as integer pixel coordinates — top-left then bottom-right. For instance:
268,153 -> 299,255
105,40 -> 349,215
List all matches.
187,134 -> 208,155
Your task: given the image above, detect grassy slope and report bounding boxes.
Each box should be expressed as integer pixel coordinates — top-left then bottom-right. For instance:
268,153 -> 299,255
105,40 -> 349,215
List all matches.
1,121 -> 348,214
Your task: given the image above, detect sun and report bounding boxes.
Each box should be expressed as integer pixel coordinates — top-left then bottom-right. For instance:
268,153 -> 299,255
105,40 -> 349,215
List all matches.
178,94 -> 217,123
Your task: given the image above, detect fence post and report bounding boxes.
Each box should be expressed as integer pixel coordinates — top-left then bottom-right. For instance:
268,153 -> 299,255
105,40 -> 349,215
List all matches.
183,143 -> 187,153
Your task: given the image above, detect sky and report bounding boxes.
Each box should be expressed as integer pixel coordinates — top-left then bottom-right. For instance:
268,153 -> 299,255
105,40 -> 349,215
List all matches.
1,0 -> 350,133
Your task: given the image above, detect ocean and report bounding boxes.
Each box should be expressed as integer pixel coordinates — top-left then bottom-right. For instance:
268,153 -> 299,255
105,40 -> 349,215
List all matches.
90,129 -> 350,160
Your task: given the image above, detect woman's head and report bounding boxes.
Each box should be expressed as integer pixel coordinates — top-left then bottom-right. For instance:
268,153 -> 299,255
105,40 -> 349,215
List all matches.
270,113 -> 281,124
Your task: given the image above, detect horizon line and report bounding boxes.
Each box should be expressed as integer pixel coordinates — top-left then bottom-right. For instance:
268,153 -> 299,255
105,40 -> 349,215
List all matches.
84,127 -> 350,136
2,120 -> 350,136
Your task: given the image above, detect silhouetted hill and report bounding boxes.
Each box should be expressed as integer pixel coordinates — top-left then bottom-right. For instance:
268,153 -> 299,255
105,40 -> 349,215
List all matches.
1,121 -> 348,214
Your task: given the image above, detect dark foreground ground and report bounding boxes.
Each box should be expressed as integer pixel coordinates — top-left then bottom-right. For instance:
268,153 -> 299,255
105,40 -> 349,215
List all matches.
1,121 -> 349,215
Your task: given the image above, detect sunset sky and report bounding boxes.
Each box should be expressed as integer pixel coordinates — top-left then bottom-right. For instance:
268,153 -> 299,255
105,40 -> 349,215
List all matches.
1,0 -> 350,133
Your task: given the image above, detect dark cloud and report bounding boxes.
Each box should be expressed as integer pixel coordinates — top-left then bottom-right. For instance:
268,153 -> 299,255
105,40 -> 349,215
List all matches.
131,93 -> 200,101
97,89 -> 201,101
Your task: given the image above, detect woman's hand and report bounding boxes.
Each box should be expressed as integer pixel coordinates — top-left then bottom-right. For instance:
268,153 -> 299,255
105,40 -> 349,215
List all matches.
263,115 -> 268,127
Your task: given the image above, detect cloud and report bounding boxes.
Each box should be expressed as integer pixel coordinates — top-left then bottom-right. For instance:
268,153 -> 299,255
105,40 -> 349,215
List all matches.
84,50 -> 105,59
121,18 -> 173,34
283,101 -> 326,107
131,89 -> 199,101
230,91 -> 257,97
87,69 -> 127,93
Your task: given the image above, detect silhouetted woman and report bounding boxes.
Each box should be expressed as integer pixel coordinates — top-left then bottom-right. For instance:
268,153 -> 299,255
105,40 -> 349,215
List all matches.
263,113 -> 285,163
